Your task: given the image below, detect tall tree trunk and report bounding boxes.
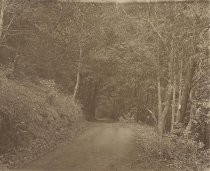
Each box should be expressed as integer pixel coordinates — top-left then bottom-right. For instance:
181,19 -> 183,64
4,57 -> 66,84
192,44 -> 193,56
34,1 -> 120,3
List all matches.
157,70 -> 162,122
178,57 -> 197,123
176,60 -> 183,122
157,56 -> 164,133
171,76 -> 176,131
0,0 -> 5,41
73,42 -> 82,101
136,84 -> 143,123
184,91 -> 194,138
158,84 -> 172,134
158,44 -> 173,135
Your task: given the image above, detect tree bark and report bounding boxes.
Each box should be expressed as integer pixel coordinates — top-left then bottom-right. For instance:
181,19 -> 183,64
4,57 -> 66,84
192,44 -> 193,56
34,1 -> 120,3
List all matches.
183,91 -> 194,138
73,42 -> 82,101
157,70 -> 162,122
158,44 -> 173,135
171,76 -> 176,131
176,60 -> 183,122
178,57 -> 197,123
158,85 -> 172,134
0,0 -> 5,41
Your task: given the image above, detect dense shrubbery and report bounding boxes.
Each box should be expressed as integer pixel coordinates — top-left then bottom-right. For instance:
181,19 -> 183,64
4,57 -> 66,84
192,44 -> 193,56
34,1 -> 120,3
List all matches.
136,125 -> 210,171
0,67 -> 82,154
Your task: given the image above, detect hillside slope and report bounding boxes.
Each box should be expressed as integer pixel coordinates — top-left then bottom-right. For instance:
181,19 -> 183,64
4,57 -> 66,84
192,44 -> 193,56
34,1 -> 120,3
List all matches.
0,67 -> 85,168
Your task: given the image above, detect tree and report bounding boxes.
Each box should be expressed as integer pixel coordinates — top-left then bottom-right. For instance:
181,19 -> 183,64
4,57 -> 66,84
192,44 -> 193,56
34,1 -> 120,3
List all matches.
0,1 -> 208,143
0,0 -> 6,40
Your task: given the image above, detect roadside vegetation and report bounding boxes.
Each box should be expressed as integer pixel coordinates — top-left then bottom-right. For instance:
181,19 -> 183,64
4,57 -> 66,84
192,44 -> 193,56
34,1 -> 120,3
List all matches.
134,124 -> 210,171
0,66 -> 84,168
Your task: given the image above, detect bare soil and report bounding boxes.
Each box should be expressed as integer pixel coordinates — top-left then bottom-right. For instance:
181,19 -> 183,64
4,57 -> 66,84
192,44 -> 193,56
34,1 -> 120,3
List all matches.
13,122 -> 174,171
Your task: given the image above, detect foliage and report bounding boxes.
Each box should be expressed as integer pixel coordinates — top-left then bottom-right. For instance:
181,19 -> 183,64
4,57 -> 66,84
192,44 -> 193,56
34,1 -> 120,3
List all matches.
0,67 -> 82,154
0,1 -> 209,168
136,125 -> 210,171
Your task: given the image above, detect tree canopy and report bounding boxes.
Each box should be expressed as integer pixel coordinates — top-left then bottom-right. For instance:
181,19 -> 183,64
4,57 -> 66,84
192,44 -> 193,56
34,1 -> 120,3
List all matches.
0,1 -> 209,141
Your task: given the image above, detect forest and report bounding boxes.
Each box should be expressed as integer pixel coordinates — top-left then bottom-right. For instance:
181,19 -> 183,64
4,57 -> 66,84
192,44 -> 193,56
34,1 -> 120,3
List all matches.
0,0 -> 209,171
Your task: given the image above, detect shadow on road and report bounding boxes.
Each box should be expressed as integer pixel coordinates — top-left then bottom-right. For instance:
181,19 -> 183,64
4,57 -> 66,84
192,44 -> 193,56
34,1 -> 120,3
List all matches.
90,118 -> 118,123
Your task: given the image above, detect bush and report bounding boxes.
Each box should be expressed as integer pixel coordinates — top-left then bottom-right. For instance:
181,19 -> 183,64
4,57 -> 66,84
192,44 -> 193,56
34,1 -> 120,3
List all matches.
0,68 -> 82,153
136,125 -> 209,171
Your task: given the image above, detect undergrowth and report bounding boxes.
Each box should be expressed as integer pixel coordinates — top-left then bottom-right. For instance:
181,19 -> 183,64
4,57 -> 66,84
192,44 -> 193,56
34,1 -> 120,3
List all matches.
0,67 -> 84,168
136,124 -> 210,171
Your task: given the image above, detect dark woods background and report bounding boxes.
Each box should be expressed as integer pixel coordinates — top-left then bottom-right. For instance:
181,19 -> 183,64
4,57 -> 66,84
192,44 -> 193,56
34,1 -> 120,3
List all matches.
0,1 -> 209,146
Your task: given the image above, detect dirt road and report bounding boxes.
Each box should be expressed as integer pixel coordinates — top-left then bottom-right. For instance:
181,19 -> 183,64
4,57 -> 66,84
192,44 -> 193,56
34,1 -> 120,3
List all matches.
15,122 -> 173,171
18,122 -> 138,171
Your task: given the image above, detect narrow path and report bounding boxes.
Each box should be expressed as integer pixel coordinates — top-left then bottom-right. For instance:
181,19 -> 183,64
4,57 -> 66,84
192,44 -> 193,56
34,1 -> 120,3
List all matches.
18,122 -> 137,171
14,122 -> 173,171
